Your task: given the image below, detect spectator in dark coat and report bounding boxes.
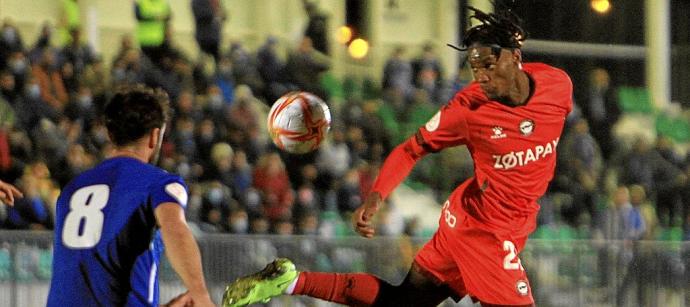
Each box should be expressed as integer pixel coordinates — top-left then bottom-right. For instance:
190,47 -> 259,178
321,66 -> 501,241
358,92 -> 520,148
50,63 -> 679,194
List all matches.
284,37 -> 330,99
303,0 -> 329,55
191,0 -> 226,62
256,37 -> 287,102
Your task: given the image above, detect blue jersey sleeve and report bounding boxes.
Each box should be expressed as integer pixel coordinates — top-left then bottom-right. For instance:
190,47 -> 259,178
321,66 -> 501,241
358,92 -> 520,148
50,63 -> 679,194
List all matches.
151,175 -> 188,210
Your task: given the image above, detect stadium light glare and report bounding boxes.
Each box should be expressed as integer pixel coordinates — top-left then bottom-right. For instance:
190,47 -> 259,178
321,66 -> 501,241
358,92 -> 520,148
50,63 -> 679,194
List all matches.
591,0 -> 611,14
336,26 -> 353,45
348,38 -> 369,59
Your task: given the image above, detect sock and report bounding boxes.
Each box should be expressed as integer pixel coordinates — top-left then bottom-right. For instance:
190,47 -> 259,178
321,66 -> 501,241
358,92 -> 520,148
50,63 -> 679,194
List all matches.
285,274 -> 299,294
293,272 -> 381,306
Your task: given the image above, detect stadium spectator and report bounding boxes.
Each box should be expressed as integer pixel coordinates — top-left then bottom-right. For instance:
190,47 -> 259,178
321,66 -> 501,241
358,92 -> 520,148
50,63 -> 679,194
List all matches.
191,0 -> 226,63
284,37 -> 330,99
32,50 -> 68,112
316,127 -> 352,185
616,184 -> 653,306
78,57 -> 109,110
199,181 -> 234,233
411,42 -> 444,103
296,209 -> 319,235
213,55 -> 235,102
0,21 -> 24,70
226,85 -> 267,162
583,68 -> 619,160
111,34 -> 135,67
618,136 -> 686,227
253,152 -> 294,221
336,169 -> 362,214
0,70 -> 20,108
256,36 -> 287,103
227,42 -> 263,96
29,22 -> 55,64
202,144 -> 235,198
229,149 -> 252,198
655,134 -> 685,169
249,214 -> 270,234
57,0 -> 80,46
302,0 -> 330,55
382,46 -> 414,100
60,28 -> 95,75
593,186 -> 631,287
227,208 -> 249,234
273,217 -> 295,235
63,84 -> 97,126
134,0 -> 171,65
558,117 -> 603,226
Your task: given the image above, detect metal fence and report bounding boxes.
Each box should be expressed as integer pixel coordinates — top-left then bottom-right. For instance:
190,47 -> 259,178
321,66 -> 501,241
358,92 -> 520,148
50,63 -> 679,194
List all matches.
0,231 -> 687,307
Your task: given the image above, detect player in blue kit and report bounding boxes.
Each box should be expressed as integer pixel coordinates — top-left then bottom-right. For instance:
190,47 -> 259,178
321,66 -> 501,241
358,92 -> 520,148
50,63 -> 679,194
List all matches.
47,85 -> 215,307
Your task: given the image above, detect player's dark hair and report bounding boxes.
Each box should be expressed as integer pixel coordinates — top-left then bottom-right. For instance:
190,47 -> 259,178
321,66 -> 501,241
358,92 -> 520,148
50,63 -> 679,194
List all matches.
457,5 -> 526,50
104,85 -> 170,146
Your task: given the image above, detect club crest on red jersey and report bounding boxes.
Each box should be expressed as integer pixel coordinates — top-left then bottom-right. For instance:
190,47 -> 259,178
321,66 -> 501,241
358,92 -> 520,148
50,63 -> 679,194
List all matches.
519,119 -> 535,136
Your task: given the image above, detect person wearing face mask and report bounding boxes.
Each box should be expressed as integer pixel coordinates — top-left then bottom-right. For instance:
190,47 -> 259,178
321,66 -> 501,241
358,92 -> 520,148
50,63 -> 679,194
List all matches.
32,50 -> 68,112
227,209 -> 249,234
213,56 -> 235,104
8,56 -> 27,76
64,85 -> 96,127
0,22 -> 24,70
20,77 -> 61,128
6,51 -> 29,91
256,36 -> 287,103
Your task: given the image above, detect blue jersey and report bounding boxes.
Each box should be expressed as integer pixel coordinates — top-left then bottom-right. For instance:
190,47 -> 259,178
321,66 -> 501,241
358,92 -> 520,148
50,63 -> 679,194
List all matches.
47,157 -> 188,307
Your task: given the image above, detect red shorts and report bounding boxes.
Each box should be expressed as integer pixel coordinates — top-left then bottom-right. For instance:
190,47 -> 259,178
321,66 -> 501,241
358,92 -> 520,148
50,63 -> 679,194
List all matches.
414,192 -> 535,306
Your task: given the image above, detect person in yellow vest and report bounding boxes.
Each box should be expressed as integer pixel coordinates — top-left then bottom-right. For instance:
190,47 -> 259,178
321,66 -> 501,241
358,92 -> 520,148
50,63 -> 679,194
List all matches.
59,0 -> 81,46
134,0 -> 171,64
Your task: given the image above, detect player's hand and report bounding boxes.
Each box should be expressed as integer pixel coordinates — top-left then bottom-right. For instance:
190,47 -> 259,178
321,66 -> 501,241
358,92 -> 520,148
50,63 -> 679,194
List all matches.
189,292 -> 216,307
161,291 -> 193,307
0,180 -> 23,206
353,192 -> 382,238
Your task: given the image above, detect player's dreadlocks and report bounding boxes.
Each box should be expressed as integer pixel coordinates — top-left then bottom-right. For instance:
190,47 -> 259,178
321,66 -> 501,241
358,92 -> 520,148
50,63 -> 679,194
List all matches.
448,4 -> 527,55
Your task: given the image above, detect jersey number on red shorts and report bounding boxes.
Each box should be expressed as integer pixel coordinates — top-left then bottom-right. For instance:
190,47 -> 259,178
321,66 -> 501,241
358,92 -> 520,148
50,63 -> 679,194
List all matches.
62,184 -> 110,249
503,241 -> 524,270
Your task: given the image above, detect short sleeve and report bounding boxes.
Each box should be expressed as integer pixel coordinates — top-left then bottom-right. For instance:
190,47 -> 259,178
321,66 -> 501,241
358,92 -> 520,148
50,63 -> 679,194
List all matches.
417,93 -> 472,152
151,175 -> 188,209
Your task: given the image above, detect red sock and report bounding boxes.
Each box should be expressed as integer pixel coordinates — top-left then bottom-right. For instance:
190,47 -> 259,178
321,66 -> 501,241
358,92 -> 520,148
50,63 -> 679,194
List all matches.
293,272 -> 381,306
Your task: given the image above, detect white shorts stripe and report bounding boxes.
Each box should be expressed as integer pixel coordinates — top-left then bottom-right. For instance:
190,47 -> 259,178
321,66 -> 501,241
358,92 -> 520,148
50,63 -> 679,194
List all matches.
148,262 -> 157,304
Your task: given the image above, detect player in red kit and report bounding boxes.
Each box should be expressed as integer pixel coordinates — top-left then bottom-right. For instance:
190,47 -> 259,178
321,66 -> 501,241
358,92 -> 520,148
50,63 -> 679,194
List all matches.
222,6 -> 572,307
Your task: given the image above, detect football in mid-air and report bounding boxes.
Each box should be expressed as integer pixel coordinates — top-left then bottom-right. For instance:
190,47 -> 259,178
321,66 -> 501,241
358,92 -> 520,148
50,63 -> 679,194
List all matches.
267,91 -> 331,154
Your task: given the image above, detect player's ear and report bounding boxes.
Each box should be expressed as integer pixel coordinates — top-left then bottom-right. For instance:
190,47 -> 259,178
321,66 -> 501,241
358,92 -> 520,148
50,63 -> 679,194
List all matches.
148,128 -> 161,149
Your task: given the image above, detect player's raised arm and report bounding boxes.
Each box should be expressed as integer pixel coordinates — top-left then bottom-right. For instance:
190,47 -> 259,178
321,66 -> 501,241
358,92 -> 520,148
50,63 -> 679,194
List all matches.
352,134 -> 430,238
0,180 -> 23,206
155,202 -> 215,307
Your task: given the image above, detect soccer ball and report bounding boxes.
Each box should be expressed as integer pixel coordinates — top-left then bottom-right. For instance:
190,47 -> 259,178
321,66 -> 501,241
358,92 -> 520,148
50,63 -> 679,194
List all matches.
267,91 -> 331,154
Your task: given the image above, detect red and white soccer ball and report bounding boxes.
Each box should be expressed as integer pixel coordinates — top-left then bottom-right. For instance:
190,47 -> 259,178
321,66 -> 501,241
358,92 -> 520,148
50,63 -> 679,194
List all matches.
267,91 -> 331,154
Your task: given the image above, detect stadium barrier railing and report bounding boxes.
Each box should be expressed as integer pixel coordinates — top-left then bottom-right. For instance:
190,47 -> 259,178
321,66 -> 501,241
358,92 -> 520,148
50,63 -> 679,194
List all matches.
0,231 -> 687,307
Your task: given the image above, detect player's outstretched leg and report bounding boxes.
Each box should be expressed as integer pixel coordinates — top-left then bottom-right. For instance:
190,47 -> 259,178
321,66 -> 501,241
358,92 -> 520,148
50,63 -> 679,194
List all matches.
222,258 -> 298,307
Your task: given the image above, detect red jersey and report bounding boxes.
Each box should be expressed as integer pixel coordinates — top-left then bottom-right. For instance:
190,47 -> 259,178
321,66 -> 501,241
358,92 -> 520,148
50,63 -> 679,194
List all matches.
372,62 -> 572,236
421,63 -> 571,234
